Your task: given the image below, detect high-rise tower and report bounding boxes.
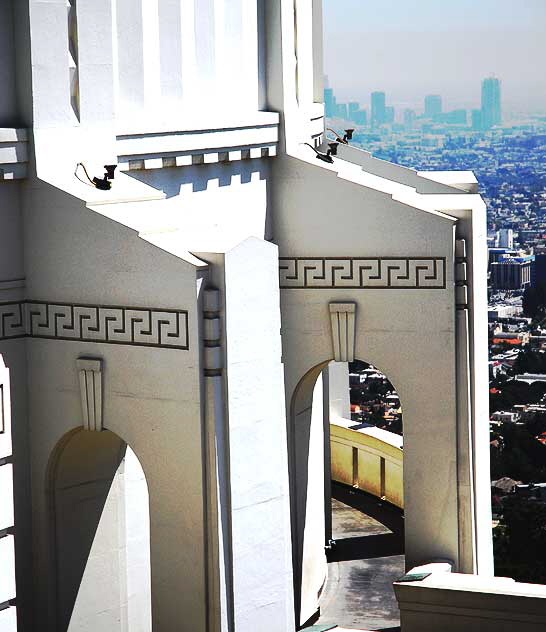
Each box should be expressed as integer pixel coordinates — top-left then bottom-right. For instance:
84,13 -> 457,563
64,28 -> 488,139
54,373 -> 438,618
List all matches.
481,77 -> 501,129
424,95 -> 442,118
371,91 -> 386,127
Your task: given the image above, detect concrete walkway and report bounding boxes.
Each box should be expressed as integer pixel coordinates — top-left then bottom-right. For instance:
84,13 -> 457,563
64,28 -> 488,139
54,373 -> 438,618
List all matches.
316,482 -> 404,632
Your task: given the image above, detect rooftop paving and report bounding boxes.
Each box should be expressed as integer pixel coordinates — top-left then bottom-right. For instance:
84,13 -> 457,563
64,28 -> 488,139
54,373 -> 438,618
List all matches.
314,482 -> 404,632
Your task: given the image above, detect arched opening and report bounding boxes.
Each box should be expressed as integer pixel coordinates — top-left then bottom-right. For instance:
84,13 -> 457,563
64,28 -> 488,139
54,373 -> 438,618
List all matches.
291,359 -> 404,630
48,429 -> 152,632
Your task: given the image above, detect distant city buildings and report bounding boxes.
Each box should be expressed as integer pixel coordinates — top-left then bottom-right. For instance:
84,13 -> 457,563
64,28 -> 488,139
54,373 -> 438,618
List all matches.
482,76 -> 502,129
328,62 -> 546,593
498,228 -> 514,249
490,253 -> 533,290
424,95 -> 442,118
348,102 -> 359,119
440,109 -> 467,125
385,105 -> 395,124
337,102 -> 348,120
324,81 -> 367,124
371,91 -> 386,127
349,101 -> 367,125
323,72 -> 546,589
471,109 -> 483,131
324,86 -> 335,118
403,109 -> 416,129
353,109 -> 367,125
534,254 -> 546,290
324,76 -> 503,134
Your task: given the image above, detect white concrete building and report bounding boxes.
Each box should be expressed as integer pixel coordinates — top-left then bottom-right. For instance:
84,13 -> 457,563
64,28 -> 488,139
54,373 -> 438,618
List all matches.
497,228 -> 514,249
1,1 -> 542,631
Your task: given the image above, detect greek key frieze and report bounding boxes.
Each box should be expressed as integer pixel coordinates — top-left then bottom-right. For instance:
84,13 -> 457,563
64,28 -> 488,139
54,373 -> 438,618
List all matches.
0,300 -> 189,349
0,301 -> 26,339
279,257 -> 446,289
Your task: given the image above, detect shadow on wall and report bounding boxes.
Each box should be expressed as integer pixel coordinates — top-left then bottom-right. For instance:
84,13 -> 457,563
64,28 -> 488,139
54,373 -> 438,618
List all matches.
0,0 -> 18,127
48,429 -> 152,632
126,159 -> 269,198
327,482 -> 404,564
289,362 -> 329,623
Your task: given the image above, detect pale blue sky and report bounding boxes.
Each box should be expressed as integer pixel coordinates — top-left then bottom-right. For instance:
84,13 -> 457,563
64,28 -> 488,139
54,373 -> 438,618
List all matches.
323,0 -> 546,114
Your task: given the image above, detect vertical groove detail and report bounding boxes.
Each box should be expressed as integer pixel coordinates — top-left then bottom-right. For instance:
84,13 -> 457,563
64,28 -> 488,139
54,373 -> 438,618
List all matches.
67,0 -> 80,120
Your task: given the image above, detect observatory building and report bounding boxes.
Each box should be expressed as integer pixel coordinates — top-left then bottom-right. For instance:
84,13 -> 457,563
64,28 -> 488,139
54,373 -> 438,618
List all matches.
0,1 -> 543,631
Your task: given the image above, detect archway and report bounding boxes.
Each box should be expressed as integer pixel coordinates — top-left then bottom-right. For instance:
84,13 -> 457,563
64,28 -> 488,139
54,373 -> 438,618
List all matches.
48,429 -> 152,632
290,359 -> 405,629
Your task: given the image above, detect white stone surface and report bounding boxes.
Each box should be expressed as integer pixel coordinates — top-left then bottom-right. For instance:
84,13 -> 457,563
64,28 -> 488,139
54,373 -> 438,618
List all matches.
0,606 -> 17,632
0,465 -> 14,531
299,374 -> 327,625
396,565 -> 546,632
222,237 -> 295,632
327,363 -> 350,421
0,535 -> 15,603
0,358 -> 12,461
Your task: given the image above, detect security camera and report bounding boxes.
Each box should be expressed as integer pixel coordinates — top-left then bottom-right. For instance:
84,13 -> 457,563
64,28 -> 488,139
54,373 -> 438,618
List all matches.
75,162 -> 117,191
302,142 -> 338,164
327,127 -> 354,144
104,164 -> 117,180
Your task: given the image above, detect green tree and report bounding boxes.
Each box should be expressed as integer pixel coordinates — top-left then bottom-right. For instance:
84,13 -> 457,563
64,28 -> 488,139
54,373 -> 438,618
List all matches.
494,495 -> 546,583
523,285 -> 546,320
513,349 -> 546,375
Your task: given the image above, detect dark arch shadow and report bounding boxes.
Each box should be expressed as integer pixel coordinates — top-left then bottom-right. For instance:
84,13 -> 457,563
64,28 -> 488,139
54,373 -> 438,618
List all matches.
47,429 -> 151,632
327,482 -> 404,563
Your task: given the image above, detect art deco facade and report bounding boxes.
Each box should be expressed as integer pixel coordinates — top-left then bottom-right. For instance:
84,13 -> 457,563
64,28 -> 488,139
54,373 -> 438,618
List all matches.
0,1 -> 543,631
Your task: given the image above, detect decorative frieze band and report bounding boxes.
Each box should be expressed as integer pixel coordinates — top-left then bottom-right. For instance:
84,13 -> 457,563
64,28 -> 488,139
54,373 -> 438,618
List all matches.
279,257 -> 446,289
0,301 -> 189,350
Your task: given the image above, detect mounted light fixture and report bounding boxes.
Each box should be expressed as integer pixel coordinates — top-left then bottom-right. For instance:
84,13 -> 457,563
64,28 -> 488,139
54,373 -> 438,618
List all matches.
75,163 -> 117,190
104,164 -> 117,180
302,142 -> 339,164
326,128 -> 354,144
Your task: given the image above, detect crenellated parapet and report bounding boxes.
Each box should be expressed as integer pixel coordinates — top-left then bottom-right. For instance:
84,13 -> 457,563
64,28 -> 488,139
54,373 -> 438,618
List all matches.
0,129 -> 28,181
116,113 -> 279,172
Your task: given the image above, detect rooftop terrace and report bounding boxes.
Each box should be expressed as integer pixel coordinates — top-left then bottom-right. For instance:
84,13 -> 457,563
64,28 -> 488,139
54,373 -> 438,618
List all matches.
308,482 -> 404,632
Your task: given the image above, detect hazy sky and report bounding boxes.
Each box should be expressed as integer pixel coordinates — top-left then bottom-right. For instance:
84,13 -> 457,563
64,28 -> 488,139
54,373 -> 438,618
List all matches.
323,0 -> 546,114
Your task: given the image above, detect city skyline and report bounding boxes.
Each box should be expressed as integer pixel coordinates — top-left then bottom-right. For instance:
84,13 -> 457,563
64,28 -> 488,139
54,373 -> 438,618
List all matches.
326,76 -> 504,131
323,0 -> 546,114
325,79 -> 516,120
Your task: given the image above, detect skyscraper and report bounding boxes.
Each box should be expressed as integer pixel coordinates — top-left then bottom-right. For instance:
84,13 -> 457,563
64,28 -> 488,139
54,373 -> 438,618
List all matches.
443,109 -> 467,125
424,95 -> 442,118
324,88 -> 335,118
385,105 -> 395,124
348,102 -> 367,125
336,102 -> 348,120
404,109 -> 416,129
481,77 -> 501,129
353,109 -> 367,125
371,91 -> 386,127
471,109 -> 483,131
348,102 -> 360,118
